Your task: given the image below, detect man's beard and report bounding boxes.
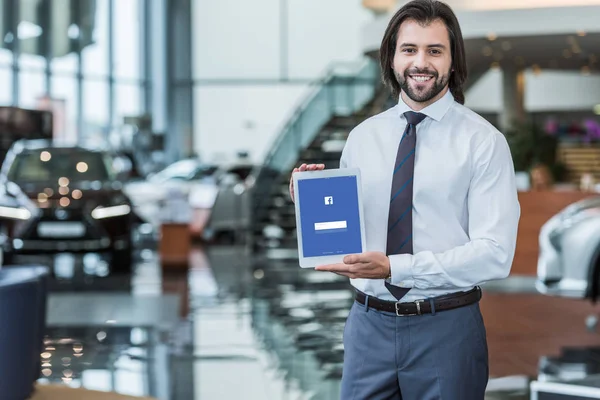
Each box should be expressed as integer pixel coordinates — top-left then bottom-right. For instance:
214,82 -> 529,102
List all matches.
395,68 -> 451,103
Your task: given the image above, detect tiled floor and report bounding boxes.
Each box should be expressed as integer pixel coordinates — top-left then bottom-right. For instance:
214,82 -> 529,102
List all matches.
482,291 -> 600,378
23,243 -> 600,399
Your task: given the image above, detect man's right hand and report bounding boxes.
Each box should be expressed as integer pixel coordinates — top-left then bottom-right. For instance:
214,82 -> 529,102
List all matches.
289,163 -> 325,203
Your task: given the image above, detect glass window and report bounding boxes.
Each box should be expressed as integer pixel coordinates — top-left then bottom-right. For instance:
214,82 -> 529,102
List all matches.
18,0 -> 47,70
82,0 -> 109,77
113,0 -> 141,79
0,49 -> 13,66
49,0 -> 78,73
0,67 -> 12,105
114,83 -> 141,125
0,0 -> 13,66
83,79 -> 109,143
19,54 -> 46,70
50,75 -> 78,143
19,70 -> 46,109
51,53 -> 78,74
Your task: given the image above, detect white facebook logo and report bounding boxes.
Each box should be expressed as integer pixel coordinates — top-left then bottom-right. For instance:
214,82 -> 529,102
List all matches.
324,196 -> 333,205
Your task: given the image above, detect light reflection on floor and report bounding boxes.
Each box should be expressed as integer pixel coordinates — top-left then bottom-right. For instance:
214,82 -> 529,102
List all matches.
22,244 -> 551,399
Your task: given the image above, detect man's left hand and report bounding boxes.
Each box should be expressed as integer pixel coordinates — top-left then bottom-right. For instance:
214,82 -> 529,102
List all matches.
315,251 -> 390,279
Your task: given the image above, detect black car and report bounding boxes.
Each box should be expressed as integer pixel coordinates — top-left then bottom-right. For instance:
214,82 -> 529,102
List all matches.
0,140 -> 141,269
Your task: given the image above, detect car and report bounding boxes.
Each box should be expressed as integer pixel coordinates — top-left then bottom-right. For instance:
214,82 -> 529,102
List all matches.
0,140 -> 142,270
149,159 -> 218,184
127,159 -> 218,200
124,157 -> 256,241
537,196 -> 600,299
0,180 -> 39,266
123,159 -> 218,228
200,162 -> 257,243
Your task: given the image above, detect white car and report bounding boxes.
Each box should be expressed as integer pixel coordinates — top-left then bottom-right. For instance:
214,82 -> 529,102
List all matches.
537,196 -> 600,299
123,159 -> 219,227
201,163 -> 257,243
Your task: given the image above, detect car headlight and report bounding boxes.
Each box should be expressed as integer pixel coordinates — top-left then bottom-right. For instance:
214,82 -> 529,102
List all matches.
0,205 -> 31,220
91,204 -> 131,219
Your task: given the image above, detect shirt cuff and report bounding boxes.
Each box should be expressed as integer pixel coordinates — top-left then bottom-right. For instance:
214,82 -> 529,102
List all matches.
387,254 -> 414,288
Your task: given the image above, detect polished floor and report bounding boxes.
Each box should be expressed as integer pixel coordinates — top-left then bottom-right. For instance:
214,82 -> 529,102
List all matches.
22,242 -> 600,399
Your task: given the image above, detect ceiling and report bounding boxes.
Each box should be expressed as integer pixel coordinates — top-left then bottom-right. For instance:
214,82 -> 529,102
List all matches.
465,32 -> 600,89
468,32 -> 599,71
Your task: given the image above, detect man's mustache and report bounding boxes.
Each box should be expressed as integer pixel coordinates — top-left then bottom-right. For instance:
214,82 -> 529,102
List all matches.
404,69 -> 438,77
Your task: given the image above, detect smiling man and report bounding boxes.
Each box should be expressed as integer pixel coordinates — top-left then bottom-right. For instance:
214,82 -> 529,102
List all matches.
394,21 -> 453,107
289,0 -> 520,399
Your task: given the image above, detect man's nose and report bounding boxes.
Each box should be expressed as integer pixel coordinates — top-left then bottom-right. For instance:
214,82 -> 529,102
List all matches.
412,51 -> 428,70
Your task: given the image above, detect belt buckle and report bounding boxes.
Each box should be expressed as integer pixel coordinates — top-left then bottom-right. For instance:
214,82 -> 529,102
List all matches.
395,300 -> 423,316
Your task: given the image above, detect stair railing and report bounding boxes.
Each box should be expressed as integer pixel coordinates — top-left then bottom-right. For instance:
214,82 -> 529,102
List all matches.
251,58 -> 380,225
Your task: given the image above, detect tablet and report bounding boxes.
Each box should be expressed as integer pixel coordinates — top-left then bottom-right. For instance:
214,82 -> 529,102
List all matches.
293,168 -> 366,268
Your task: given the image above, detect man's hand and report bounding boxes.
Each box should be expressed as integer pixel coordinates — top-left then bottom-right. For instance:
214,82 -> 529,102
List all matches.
289,163 -> 325,203
315,251 -> 391,279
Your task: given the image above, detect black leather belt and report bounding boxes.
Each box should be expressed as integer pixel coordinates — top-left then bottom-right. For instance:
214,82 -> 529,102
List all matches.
355,286 -> 482,316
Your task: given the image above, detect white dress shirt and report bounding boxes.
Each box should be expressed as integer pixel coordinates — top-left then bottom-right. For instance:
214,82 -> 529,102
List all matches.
340,89 -> 520,302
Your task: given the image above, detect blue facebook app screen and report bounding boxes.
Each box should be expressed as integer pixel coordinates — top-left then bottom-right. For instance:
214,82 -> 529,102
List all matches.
297,176 -> 363,257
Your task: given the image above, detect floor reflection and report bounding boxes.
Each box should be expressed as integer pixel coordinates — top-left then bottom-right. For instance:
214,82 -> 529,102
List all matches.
24,242 -> 591,399
248,257 -> 352,400
38,326 -> 172,398
14,252 -> 132,292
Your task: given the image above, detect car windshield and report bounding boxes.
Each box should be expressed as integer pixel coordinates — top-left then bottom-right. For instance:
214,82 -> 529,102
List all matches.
151,160 -> 217,182
7,149 -> 113,184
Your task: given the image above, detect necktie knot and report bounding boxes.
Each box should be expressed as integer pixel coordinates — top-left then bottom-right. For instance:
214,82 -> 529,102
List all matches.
403,111 -> 427,126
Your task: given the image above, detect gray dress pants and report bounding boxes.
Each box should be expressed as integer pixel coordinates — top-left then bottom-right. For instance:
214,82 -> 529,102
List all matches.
340,297 -> 489,400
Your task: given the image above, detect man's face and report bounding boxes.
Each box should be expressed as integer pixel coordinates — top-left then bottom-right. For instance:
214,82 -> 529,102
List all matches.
392,19 -> 453,105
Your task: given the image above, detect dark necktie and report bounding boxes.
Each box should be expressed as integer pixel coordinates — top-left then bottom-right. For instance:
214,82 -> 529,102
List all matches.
385,111 -> 427,300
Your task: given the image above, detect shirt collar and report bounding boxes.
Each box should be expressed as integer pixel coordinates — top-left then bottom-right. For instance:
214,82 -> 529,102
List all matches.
396,89 -> 455,122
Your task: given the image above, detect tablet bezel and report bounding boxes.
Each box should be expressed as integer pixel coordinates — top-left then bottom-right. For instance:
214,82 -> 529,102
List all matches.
292,168 -> 367,268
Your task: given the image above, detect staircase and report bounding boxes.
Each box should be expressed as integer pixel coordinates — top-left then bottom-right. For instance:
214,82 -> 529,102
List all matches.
250,58 -> 388,256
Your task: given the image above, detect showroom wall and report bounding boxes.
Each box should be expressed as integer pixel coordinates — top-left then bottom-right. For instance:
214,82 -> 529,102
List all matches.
192,0 -> 372,164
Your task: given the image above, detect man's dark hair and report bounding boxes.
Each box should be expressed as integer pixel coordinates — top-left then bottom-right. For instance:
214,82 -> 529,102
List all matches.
379,0 -> 467,104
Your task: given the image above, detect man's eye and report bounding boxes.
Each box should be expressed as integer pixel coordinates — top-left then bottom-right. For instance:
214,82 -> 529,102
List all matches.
430,50 -> 441,55
403,48 -> 415,53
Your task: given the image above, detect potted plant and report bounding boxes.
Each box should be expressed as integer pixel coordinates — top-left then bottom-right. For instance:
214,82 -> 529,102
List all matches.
505,121 -> 568,189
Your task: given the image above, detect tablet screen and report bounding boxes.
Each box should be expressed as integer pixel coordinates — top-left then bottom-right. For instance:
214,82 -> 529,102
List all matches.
297,175 -> 363,257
